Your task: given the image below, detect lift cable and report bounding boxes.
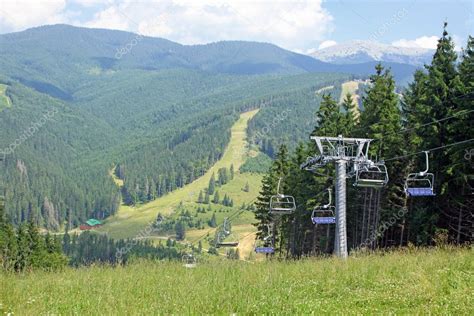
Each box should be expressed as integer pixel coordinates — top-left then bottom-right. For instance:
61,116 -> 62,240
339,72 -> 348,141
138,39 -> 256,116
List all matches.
383,138 -> 474,162
371,108 -> 474,143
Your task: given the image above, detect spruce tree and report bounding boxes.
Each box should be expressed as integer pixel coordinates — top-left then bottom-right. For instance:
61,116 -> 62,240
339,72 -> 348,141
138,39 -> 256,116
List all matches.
15,223 -> 31,272
208,173 -> 216,195
358,64 -> 405,248
243,182 -> 250,192
175,221 -> 185,240
443,35 -> 474,243
424,23 -> 463,242
208,213 -> 217,228
341,93 -> 358,135
213,191 -> 220,204
230,164 -> 235,179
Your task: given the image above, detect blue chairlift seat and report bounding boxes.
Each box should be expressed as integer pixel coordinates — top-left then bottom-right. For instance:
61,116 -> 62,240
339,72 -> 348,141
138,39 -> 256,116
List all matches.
404,151 -> 436,198
406,187 -> 435,196
311,206 -> 336,225
312,216 -> 336,225
255,247 -> 274,254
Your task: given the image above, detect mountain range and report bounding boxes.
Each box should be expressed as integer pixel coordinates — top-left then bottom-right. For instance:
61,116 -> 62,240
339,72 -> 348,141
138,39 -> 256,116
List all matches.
0,24 -> 421,98
311,40 -> 434,66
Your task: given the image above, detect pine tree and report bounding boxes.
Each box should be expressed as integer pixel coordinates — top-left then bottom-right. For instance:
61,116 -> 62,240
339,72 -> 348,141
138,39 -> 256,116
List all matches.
175,221 -> 186,240
341,93 -> 358,134
243,182 -> 250,192
62,230 -> 71,255
357,64 -> 405,248
0,196 -> 18,271
401,69 -> 435,246
28,220 -> 45,268
443,35 -> 474,243
204,192 -> 210,204
197,190 -> 203,203
254,145 -> 291,253
213,191 -> 220,204
15,223 -> 31,272
208,213 -> 217,228
312,94 -> 346,137
230,164 -> 235,179
208,173 -> 216,195
423,23 -> 463,243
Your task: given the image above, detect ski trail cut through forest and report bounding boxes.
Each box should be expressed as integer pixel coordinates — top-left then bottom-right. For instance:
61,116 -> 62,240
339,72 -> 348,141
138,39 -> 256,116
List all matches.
99,109 -> 260,239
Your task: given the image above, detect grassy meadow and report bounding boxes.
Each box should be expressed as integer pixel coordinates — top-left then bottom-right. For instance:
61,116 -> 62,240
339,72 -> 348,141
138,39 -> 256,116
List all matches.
1,247 -> 472,315
0,84 -> 12,111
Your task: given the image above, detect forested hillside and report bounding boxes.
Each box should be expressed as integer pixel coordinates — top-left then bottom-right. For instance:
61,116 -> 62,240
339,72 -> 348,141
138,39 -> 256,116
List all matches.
0,77 -> 121,228
254,27 -> 473,255
0,25 -> 359,229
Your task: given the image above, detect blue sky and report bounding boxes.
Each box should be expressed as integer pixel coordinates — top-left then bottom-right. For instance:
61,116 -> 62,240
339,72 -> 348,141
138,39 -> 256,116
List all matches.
0,0 -> 472,52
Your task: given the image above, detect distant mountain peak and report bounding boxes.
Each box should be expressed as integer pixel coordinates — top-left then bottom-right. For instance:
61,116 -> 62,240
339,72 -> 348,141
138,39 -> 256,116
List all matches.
311,40 -> 434,66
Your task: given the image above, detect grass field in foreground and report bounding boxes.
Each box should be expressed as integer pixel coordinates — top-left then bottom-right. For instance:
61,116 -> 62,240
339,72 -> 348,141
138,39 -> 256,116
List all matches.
1,247 -> 472,315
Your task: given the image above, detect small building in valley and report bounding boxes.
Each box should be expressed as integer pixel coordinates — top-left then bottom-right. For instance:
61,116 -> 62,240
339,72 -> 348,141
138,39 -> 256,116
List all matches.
80,218 -> 103,230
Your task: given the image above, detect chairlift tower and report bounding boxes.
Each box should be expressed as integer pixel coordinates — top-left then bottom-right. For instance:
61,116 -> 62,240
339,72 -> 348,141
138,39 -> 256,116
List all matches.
301,135 -> 382,259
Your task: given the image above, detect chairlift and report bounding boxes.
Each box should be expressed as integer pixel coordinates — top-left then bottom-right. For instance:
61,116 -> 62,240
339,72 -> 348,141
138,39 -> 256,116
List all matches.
182,253 -> 197,268
269,178 -> 296,215
404,151 -> 435,197
354,161 -> 388,189
216,218 -> 239,248
255,224 -> 275,254
311,188 -> 336,225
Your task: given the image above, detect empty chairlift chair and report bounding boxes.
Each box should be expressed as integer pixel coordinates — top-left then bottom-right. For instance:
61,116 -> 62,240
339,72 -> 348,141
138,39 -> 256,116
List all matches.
255,224 -> 275,254
215,218 -> 239,248
354,161 -> 389,189
404,151 -> 436,197
269,178 -> 296,215
311,188 -> 336,225
182,253 -> 197,268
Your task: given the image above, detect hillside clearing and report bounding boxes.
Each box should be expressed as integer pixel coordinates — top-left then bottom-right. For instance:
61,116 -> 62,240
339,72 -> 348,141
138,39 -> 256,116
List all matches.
0,84 -> 12,111
339,81 -> 360,120
1,247 -> 471,314
99,109 -> 261,239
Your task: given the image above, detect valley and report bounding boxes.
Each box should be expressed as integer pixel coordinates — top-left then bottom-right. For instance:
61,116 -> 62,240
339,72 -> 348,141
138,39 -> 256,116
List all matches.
99,109 -> 262,258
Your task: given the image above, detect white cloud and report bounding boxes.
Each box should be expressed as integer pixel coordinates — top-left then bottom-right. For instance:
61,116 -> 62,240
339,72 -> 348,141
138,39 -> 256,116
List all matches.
392,36 -> 439,49
83,5 -> 131,31
69,0 -> 103,7
79,0 -> 333,51
0,0 -> 333,51
318,40 -> 337,50
0,0 -> 67,31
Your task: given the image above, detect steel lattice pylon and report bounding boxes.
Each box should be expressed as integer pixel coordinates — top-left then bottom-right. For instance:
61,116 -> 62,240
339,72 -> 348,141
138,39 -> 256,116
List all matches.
301,135 -> 384,259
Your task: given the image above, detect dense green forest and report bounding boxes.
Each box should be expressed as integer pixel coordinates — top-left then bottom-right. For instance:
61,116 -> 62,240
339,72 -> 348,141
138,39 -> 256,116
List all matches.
0,23 -> 468,239
255,27 -> 473,256
0,71 -> 349,229
247,84 -> 343,156
0,30 -> 352,230
0,207 -> 183,271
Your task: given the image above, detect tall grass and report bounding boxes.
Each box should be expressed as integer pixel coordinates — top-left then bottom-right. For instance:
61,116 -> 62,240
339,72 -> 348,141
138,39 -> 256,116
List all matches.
1,247 -> 472,315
